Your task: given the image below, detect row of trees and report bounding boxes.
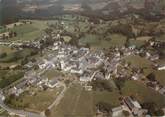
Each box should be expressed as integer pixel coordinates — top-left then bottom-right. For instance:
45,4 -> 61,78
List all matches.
1,31 -> 17,40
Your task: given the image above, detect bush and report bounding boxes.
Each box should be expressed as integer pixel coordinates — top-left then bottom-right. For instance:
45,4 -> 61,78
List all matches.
45,109 -> 51,117
142,102 -> 164,116
96,102 -> 112,114
147,73 -> 156,82
114,79 -> 125,90
0,52 -> 7,58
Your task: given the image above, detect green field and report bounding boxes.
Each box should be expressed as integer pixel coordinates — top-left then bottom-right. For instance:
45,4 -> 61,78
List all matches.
50,84 -> 120,117
0,70 -> 24,88
0,45 -> 16,54
79,34 -> 127,49
0,26 -> 7,33
124,55 -> 152,69
9,20 -> 48,41
43,69 -> 65,80
0,48 -> 37,63
154,70 -> 165,86
121,80 -> 165,108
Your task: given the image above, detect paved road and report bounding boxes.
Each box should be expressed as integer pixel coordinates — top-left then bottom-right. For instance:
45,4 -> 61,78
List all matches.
0,94 -> 44,117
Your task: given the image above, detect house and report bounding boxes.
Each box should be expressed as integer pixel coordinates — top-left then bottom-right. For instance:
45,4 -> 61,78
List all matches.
131,74 -> 140,80
159,87 -> 165,95
11,80 -> 27,96
158,65 -> 165,71
38,60 -> 47,69
150,54 -> 159,61
123,97 -> 142,116
9,64 -> 20,69
124,97 -> 135,111
24,62 -> 34,69
94,72 -> 104,80
38,59 -> 55,70
112,106 -> 123,117
47,79 -> 58,88
70,69 -> 84,75
112,105 -> 131,117
28,78 -> 38,85
80,76 -> 91,82
129,45 -> 136,50
0,93 -> 5,101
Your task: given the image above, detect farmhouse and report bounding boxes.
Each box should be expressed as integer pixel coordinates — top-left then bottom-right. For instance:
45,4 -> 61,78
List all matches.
123,97 -> 144,116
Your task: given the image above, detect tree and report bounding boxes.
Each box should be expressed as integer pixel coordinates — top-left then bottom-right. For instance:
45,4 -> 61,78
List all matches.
2,34 -> 6,39
96,102 -> 112,115
154,109 -> 164,116
122,110 -> 130,117
21,57 -> 28,65
45,109 -> 51,117
13,32 -> 17,37
9,31 -> 13,38
114,79 -> 125,90
147,73 -> 156,82
0,52 -> 7,58
33,65 -> 39,70
64,80 -> 70,86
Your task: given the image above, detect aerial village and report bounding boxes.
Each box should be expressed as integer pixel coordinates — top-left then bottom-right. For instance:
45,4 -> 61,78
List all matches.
0,0 -> 165,116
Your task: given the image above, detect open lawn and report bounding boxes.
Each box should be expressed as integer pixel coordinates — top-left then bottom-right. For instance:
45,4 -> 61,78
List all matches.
0,45 -> 16,54
79,34 -> 126,49
93,90 -> 121,107
43,69 -> 65,80
108,34 -> 127,48
121,80 -> 165,108
9,20 -> 48,41
154,70 -> 165,86
157,34 -> 165,42
50,84 -> 121,117
124,55 -> 153,69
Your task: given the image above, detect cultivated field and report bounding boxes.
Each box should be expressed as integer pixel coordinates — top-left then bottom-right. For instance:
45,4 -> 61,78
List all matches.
50,84 -> 121,117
